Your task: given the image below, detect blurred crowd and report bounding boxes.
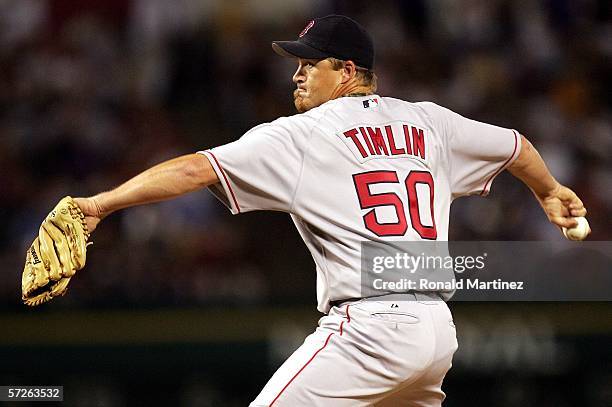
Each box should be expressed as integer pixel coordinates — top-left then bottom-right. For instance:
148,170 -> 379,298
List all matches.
1,0 -> 610,308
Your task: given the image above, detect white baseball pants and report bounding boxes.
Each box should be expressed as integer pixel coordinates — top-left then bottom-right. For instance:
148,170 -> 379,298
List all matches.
250,299 -> 458,406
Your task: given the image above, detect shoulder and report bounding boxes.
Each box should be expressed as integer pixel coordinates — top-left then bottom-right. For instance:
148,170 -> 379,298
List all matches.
410,101 -> 453,118
234,111 -> 327,156
240,102 -> 342,149
407,101 -> 460,133
375,97 -> 451,118
378,97 -> 454,127
244,105 -> 332,138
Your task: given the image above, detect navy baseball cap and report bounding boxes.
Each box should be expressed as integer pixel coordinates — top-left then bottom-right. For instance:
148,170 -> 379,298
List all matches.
272,15 -> 375,70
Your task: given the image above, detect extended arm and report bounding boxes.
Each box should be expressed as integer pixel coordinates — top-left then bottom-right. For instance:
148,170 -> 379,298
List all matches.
74,153 -> 219,233
507,135 -> 588,232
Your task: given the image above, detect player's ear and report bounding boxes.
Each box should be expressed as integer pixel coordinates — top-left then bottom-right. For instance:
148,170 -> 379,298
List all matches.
341,60 -> 358,83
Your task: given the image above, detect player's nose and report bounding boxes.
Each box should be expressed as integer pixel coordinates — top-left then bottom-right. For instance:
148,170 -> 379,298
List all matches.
292,64 -> 305,84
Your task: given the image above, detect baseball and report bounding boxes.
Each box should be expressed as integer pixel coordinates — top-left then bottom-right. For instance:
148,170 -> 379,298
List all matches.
562,217 -> 590,241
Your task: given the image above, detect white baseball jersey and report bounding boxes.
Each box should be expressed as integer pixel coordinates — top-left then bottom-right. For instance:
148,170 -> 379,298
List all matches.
199,95 -> 521,313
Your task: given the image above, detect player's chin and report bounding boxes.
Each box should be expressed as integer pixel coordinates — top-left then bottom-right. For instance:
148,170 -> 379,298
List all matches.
293,96 -> 309,113
293,94 -> 317,113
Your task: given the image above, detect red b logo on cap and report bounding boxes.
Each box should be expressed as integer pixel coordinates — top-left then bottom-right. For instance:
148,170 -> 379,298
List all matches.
299,20 -> 315,37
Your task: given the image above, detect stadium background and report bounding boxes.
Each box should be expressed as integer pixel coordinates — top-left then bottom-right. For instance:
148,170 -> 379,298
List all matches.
1,0 -> 610,405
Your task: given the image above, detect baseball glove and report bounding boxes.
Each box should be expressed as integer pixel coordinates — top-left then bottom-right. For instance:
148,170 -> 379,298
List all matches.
22,196 -> 90,306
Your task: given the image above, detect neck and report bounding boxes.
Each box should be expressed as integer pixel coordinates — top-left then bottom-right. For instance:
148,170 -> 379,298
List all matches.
331,79 -> 372,100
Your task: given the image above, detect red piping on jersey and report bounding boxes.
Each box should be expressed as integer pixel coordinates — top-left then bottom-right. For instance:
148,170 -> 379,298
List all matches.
269,332 -> 334,406
206,150 -> 241,213
339,305 -> 351,336
480,130 -> 519,196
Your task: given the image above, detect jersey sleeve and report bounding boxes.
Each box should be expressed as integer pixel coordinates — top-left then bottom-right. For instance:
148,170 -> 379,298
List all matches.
420,102 -> 521,198
198,119 -> 307,214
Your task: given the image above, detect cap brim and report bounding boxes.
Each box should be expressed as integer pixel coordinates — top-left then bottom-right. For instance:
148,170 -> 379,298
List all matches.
272,41 -> 328,60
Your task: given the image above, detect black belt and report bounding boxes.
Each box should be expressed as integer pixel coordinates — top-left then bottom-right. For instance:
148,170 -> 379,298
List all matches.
330,291 -> 443,308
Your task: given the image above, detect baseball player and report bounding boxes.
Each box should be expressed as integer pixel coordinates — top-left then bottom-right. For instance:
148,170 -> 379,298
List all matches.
70,15 -> 588,406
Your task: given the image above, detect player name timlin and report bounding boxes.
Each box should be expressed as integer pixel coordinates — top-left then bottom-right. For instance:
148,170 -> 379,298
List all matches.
340,122 -> 426,162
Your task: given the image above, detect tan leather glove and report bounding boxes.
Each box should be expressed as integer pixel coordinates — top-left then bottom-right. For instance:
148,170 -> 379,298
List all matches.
22,196 -> 90,306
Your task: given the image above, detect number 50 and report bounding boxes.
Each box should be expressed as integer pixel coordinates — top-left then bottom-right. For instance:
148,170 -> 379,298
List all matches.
352,170 -> 437,239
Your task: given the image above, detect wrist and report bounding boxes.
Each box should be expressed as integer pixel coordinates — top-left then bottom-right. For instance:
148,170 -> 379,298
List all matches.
91,193 -> 111,218
535,181 -> 561,201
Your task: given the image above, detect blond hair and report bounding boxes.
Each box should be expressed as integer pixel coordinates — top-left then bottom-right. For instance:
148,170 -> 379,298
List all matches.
327,57 -> 377,92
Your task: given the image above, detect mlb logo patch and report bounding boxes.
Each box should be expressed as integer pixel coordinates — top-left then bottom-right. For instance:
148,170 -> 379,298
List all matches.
362,98 -> 379,109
